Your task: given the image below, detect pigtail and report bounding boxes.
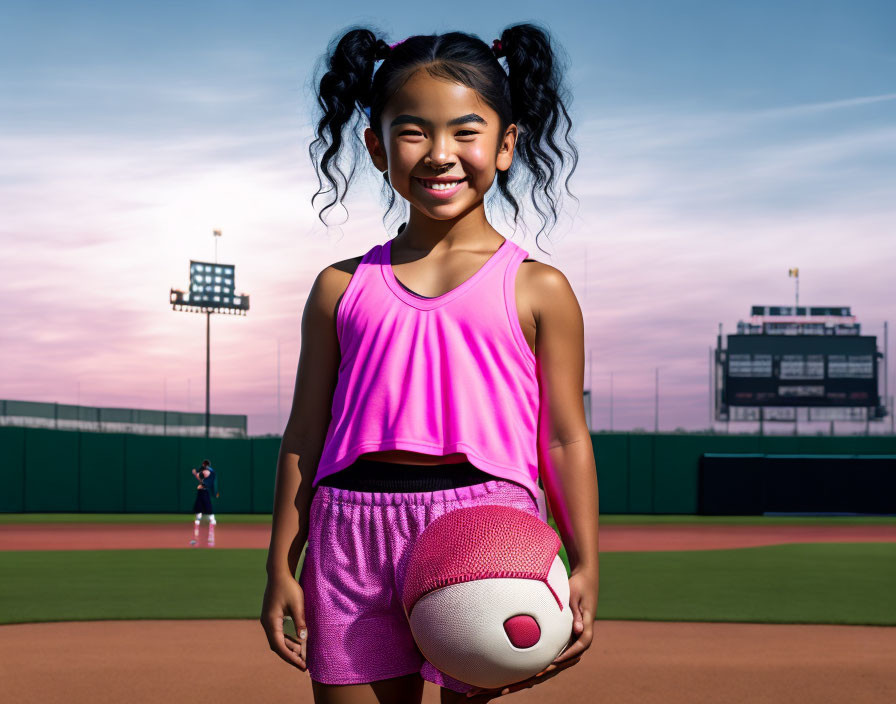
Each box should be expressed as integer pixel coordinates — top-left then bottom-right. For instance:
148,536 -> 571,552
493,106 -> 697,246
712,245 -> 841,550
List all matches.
495,23 -> 579,247
308,28 -> 391,226
307,25 -> 578,248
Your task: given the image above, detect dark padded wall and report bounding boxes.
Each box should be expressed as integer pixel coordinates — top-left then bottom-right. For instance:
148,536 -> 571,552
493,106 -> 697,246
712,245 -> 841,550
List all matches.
125,435 -> 180,512
79,432 -> 126,512
699,454 -> 896,514
0,427 -> 26,512
2,429 -> 895,514
251,438 -> 280,514
699,454 -> 765,515
25,428 -> 79,511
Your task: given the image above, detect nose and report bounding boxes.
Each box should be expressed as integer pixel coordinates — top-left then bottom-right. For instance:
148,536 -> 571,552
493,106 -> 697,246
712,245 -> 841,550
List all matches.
424,136 -> 454,170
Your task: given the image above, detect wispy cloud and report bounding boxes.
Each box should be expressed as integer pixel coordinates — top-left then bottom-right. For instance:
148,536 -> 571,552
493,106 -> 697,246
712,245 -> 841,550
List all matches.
3,15 -> 894,435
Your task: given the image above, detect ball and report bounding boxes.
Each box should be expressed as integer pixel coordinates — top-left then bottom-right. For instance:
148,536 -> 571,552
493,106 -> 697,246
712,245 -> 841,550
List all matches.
401,504 -> 573,689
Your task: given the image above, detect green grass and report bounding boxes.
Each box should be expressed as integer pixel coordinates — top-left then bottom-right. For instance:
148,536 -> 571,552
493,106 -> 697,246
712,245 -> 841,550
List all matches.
0,549 -> 266,624
1,543 -> 893,627
2,512 -> 893,525
597,542 -> 896,625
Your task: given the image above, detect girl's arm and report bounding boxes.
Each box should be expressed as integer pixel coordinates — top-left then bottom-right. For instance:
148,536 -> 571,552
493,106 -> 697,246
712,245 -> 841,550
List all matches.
531,264 -> 599,576
265,267 -> 343,578
524,262 -> 600,681
466,262 -> 599,699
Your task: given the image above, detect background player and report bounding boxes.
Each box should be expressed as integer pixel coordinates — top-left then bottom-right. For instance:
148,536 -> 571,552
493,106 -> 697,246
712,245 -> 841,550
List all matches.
191,459 -> 219,547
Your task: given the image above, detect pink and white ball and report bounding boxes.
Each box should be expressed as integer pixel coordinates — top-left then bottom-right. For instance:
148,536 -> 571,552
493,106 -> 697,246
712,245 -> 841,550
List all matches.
402,504 -> 573,690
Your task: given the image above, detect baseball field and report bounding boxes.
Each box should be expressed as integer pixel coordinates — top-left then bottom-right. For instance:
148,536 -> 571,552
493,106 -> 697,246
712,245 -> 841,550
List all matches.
1,512 -> 894,703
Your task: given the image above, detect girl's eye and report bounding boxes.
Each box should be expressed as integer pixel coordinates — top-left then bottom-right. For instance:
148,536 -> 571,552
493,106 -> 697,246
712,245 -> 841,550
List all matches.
398,130 -> 478,137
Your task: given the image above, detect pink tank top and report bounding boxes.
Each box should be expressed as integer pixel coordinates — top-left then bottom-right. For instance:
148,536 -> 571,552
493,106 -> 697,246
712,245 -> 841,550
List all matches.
313,235 -> 541,504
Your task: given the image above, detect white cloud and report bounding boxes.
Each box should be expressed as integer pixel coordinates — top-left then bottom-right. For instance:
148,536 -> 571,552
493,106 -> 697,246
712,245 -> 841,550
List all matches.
2,90 -> 894,432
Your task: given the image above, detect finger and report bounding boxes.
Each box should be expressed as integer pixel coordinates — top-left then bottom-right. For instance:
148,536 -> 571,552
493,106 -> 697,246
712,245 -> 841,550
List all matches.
581,607 -> 595,644
281,616 -> 306,664
554,637 -> 586,664
465,689 -> 499,700
502,664 -> 571,696
282,623 -> 307,669
466,658 -> 580,699
288,599 -> 308,664
572,599 -> 584,635
553,610 -> 594,665
263,613 -> 306,670
574,605 -> 593,646
536,655 -> 581,677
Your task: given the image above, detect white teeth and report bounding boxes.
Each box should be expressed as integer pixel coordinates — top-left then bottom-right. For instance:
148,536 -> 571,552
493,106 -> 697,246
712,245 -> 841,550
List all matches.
423,179 -> 463,190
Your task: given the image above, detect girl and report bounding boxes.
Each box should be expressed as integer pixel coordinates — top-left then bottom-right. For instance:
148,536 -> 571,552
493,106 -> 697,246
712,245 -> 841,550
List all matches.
261,24 -> 599,703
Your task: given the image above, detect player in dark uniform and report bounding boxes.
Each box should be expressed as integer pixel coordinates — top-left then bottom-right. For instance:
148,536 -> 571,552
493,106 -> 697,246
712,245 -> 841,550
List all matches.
191,459 -> 219,547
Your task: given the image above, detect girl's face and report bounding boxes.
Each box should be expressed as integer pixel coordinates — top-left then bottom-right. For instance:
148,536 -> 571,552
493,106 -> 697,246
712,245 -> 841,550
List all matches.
364,69 -> 516,220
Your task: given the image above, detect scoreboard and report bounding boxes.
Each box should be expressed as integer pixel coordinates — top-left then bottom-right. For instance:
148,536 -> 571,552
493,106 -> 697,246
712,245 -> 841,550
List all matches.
722,334 -> 879,408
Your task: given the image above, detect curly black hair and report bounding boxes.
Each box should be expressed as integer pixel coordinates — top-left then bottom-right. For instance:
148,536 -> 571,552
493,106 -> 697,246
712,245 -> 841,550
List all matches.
307,23 -> 579,252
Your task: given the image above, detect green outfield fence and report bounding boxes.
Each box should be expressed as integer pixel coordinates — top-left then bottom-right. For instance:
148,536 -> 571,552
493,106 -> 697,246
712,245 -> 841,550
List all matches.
1,427 -> 895,514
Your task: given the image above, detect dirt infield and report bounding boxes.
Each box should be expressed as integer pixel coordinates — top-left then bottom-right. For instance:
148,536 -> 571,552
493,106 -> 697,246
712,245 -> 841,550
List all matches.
3,522 -> 895,702
1,619 -> 893,703
2,521 -> 895,551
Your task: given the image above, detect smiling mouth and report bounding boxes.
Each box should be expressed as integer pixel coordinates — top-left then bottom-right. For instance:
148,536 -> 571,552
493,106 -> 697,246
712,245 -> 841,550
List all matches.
415,177 -> 468,196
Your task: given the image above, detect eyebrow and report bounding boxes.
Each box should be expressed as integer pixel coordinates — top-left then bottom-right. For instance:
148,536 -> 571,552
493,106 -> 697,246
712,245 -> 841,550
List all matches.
390,113 -> 488,128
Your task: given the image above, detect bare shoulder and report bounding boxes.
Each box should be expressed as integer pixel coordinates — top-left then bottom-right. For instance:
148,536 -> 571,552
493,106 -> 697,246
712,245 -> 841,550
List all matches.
310,254 -> 365,318
517,258 -> 579,323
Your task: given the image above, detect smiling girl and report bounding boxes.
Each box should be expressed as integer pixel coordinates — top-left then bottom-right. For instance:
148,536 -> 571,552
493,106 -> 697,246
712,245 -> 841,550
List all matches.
261,24 -> 599,704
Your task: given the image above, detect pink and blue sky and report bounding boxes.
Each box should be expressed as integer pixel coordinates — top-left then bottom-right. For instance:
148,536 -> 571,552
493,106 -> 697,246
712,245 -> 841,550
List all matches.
2,0 -> 894,435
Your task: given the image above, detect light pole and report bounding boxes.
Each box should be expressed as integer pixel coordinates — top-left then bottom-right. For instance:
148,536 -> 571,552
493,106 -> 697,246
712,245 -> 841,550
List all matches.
277,338 -> 282,433
610,371 -> 614,431
654,365 -> 670,433
587,348 -> 593,432
590,370 -> 615,432
788,267 -> 799,309
170,229 -> 250,439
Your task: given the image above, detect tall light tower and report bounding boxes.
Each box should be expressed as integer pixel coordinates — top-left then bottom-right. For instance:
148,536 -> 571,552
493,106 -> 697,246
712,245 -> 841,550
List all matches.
788,267 -> 799,308
170,230 -> 250,438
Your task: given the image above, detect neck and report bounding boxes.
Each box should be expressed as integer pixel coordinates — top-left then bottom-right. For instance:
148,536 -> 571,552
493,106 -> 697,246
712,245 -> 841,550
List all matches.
398,201 -> 501,253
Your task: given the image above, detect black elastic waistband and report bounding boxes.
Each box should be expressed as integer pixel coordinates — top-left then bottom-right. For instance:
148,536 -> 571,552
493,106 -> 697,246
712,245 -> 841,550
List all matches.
315,457 -> 495,493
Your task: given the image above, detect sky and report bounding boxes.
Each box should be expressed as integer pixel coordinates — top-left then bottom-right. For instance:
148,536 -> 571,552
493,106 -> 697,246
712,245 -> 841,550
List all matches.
1,0 -> 894,436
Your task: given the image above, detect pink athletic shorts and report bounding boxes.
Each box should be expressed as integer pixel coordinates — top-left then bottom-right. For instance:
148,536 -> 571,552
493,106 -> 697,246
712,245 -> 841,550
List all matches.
298,478 -> 543,692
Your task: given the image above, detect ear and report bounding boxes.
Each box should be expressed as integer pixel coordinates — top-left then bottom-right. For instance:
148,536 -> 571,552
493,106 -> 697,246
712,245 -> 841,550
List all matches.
496,123 -> 517,173
364,127 -> 388,172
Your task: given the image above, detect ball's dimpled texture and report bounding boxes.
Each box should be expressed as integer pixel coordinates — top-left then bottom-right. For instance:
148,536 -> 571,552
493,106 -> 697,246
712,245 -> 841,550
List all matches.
402,504 -> 561,615
408,555 -> 573,689
403,505 -> 572,689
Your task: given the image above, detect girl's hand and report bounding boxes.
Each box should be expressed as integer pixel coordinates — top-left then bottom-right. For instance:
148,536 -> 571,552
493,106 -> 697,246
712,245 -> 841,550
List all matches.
260,570 -> 309,672
464,567 -> 597,699
463,655 -> 581,701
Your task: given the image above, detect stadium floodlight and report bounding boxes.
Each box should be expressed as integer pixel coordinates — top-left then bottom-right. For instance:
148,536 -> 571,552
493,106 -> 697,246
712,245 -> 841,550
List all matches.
170,246 -> 250,438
